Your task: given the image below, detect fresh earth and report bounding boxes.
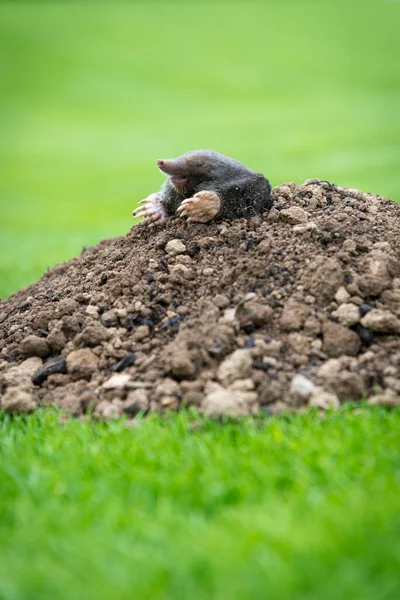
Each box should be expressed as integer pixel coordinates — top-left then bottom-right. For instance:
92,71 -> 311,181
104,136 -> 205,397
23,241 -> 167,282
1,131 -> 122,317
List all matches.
1,1 -> 400,599
1,181 -> 400,418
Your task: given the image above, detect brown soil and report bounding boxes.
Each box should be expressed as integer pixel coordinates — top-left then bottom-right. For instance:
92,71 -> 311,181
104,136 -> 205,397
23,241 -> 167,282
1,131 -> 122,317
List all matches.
1,180 -> 400,418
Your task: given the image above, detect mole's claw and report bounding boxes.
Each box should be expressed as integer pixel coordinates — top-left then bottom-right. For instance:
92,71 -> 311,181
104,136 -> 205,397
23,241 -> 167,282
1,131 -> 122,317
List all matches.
133,193 -> 167,224
145,211 -> 162,221
177,198 -> 193,210
176,201 -> 192,216
177,191 -> 221,223
132,209 -> 147,218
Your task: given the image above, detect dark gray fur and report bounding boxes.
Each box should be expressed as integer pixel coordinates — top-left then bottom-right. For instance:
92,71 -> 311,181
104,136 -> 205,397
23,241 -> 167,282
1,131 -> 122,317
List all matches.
160,150 -> 273,220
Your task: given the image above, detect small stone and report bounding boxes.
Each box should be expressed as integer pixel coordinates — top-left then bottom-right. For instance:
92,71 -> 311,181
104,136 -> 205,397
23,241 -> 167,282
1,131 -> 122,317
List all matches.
132,325 -> 150,342
61,315 -> 82,337
201,382 -> 258,417
1,388 -> 36,414
317,358 -> 342,381
329,371 -> 365,401
46,328 -> 67,352
292,222 -> 317,233
95,400 -> 123,419
101,310 -> 119,327
306,258 -> 344,302
381,290 -> 400,316
368,391 -> 400,407
171,354 -> 196,379
356,275 -> 389,297
236,300 -> 272,330
222,308 -> 236,322
280,299 -> 309,331
257,239 -> 271,253
2,357 -> 43,388
161,395 -> 180,409
154,378 -> 181,401
373,242 -> 391,251
213,294 -> 230,309
169,263 -> 190,279
56,298 -> 78,316
290,374 -> 316,400
385,376 -> 400,394
309,389 -> 340,410
203,268 -> 214,276
339,240 -> 355,254
165,239 -> 186,255
20,335 -> 51,359
303,316 -> 321,336
280,207 -> 309,225
322,322 -> 361,358
218,349 -> 253,385
261,356 -> 279,368
358,351 -> 375,363
183,391 -> 204,407
86,305 -> 99,316
335,286 -> 351,304
79,322 -> 108,346
287,333 -> 310,356
310,339 -> 322,351
32,356 -> 67,386
178,254 -> 192,265
360,309 -> 400,333
331,303 -> 360,327
257,379 -> 284,405
228,378 -> 255,391
123,389 -> 149,414
102,373 -> 132,390
263,340 -> 282,357
66,348 -> 98,380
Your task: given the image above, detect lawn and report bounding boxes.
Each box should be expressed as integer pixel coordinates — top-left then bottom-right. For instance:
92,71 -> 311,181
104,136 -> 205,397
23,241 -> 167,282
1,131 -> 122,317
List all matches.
1,2 -> 400,598
1,407 -> 400,600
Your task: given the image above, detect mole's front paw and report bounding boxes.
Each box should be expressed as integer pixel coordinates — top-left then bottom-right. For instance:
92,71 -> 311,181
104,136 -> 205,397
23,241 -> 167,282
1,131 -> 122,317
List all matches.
132,193 -> 167,224
177,191 -> 221,223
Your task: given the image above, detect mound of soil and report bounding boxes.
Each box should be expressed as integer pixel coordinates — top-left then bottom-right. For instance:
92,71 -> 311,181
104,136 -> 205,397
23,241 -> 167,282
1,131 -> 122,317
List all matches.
1,180 -> 400,418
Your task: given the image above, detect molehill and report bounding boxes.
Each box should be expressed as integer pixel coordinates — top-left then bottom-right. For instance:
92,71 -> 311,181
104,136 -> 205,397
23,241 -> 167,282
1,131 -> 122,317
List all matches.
1,180 -> 400,418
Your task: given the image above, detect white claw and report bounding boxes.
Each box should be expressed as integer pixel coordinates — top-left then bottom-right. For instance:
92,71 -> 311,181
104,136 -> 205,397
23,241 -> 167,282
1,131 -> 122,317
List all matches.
146,212 -> 161,222
132,193 -> 167,224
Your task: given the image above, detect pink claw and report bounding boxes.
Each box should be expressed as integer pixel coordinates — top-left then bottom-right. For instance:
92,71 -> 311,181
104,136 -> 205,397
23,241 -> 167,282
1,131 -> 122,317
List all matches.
133,193 -> 167,224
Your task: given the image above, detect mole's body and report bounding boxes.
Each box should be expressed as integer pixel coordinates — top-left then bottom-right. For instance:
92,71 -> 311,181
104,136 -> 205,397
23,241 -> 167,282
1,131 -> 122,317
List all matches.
133,150 -> 272,224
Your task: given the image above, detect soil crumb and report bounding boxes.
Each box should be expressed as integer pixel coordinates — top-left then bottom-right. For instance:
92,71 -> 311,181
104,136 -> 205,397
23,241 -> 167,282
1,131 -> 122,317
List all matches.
1,180 -> 400,418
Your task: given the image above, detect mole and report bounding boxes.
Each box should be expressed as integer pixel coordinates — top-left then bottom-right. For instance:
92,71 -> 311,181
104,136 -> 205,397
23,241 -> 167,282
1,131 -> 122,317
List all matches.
132,150 -> 272,224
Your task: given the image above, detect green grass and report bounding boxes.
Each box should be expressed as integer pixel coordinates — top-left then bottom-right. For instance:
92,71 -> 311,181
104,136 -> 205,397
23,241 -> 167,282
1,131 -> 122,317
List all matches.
1,406 -> 400,600
1,0 -> 400,297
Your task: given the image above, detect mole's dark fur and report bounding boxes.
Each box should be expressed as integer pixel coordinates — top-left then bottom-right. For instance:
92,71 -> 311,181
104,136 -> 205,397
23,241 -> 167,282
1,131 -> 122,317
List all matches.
159,150 -> 273,220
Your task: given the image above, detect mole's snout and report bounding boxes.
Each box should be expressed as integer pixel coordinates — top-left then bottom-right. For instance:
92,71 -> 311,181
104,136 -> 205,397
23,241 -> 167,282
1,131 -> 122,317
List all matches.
158,159 -> 171,175
157,156 -> 187,180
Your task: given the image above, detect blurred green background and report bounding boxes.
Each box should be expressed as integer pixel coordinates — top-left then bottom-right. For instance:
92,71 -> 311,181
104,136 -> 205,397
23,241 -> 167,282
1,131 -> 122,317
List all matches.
0,0 -> 399,298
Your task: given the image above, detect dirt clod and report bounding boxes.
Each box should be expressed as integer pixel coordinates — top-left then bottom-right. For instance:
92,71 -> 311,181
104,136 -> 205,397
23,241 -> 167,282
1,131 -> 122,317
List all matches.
1,181 -> 399,416
20,335 -> 51,359
1,387 -> 36,414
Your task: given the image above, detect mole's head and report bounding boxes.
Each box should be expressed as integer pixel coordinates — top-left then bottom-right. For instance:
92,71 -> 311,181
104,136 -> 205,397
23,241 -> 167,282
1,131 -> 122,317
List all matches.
157,150 -> 245,190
